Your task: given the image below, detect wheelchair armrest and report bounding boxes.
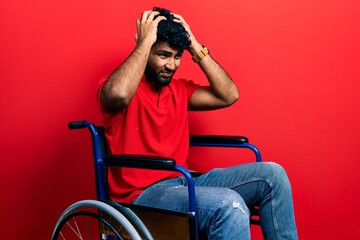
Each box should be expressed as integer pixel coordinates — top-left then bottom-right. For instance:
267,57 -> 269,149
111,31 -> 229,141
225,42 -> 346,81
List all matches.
190,135 -> 262,162
103,154 -> 176,170
103,154 -> 198,214
190,135 -> 249,145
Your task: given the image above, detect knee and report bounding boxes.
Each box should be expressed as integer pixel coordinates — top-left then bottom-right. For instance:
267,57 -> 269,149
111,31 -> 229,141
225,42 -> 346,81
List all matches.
266,162 -> 287,176
198,189 -> 251,239
263,162 -> 292,191
214,189 -> 250,220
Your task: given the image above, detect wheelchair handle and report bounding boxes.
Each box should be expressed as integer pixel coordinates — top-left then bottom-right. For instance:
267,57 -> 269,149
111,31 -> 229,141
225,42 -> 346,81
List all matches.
68,121 -> 88,130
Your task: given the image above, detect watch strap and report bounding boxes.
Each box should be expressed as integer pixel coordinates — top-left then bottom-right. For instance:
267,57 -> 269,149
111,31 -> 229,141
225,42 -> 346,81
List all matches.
192,46 -> 210,63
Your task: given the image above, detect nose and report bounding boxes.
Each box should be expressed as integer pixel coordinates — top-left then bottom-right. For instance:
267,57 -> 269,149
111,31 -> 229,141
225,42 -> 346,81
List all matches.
165,58 -> 176,70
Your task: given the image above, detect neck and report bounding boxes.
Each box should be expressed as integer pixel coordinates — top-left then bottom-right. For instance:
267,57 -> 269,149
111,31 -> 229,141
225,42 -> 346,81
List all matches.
145,77 -> 162,94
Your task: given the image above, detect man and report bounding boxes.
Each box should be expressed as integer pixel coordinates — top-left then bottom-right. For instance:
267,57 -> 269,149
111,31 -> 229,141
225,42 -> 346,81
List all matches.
97,7 -> 297,239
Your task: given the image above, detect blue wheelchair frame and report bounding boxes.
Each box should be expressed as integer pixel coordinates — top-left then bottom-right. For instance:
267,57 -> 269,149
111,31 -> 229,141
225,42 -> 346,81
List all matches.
68,120 -> 262,240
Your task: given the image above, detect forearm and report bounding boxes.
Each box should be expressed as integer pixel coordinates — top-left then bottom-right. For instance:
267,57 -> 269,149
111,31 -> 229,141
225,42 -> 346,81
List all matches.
193,46 -> 239,105
100,10 -> 165,112
101,42 -> 152,111
182,17 -> 238,104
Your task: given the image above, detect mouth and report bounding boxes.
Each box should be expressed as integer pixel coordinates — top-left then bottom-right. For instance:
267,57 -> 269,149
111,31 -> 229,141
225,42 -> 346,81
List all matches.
160,70 -> 174,79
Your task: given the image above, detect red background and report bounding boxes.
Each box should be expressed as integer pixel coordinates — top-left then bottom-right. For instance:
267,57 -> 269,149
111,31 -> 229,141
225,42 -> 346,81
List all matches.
1,0 -> 359,239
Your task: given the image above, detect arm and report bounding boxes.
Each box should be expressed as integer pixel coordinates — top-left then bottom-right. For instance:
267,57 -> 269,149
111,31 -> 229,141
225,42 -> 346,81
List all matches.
100,11 -> 166,112
173,14 -> 239,111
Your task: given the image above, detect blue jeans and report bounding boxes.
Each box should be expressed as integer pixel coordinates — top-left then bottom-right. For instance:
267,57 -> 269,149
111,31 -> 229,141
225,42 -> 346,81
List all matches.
133,162 -> 298,239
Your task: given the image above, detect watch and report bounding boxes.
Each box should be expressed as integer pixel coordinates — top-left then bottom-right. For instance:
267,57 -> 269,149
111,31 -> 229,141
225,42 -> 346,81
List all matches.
192,46 -> 210,63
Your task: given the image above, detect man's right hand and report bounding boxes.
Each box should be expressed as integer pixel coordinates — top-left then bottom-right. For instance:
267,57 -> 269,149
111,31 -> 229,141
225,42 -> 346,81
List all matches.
135,10 -> 166,47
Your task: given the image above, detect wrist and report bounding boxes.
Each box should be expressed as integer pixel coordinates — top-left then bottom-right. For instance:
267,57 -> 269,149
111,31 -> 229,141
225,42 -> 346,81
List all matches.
136,39 -> 154,49
188,42 -> 203,55
192,46 -> 210,63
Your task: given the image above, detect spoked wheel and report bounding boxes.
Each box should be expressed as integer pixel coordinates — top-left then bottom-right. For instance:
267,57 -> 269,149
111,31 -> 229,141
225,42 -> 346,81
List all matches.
52,200 -> 143,240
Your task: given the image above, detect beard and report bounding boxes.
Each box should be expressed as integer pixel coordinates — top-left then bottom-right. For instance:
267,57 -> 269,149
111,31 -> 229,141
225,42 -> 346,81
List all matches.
145,65 -> 173,87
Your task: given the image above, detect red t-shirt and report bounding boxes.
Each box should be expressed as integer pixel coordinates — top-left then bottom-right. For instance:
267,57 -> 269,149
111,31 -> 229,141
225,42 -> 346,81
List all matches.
97,76 -> 200,203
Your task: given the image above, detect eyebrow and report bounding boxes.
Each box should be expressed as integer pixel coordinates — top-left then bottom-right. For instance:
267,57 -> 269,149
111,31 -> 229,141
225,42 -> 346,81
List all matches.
157,50 -> 172,55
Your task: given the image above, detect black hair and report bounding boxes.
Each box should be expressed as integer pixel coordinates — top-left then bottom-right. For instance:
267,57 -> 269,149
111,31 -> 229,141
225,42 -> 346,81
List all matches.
153,7 -> 191,50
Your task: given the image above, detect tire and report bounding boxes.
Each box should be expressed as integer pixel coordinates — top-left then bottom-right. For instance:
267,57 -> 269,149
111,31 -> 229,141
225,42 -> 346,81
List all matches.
51,200 -> 144,240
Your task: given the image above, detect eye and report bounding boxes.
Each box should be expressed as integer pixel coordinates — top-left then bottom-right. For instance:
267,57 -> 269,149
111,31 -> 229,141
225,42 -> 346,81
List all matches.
175,54 -> 183,60
158,53 -> 170,59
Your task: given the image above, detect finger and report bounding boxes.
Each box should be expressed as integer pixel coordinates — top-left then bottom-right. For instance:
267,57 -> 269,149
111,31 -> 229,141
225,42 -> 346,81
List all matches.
144,11 -> 160,22
153,15 -> 166,24
173,13 -> 185,22
134,33 -> 138,43
172,13 -> 190,28
140,10 -> 152,23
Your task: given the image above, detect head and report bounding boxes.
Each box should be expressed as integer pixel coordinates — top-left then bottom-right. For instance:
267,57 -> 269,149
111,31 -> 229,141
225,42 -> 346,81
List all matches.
145,7 -> 191,89
153,7 -> 191,51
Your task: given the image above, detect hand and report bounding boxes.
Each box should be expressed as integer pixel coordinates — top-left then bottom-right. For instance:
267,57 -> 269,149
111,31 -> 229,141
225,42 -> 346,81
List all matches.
135,10 -> 166,46
172,13 -> 203,54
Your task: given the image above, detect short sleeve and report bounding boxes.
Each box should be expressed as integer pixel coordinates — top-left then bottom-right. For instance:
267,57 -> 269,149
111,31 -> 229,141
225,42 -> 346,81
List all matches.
185,79 -> 200,101
96,75 -> 112,114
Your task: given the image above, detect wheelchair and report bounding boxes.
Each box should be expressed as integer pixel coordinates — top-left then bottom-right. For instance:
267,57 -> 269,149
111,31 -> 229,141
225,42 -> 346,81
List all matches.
51,120 -> 263,240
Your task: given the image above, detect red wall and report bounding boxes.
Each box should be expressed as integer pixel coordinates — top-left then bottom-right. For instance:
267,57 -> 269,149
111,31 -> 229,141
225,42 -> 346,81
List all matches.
1,0 -> 359,239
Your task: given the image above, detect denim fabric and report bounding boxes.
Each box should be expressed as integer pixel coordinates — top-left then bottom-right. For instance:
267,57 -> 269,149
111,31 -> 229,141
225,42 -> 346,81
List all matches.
133,162 -> 298,240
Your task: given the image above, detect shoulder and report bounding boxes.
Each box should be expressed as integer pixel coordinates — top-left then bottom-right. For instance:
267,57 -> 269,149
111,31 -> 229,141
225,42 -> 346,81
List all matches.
170,78 -> 200,92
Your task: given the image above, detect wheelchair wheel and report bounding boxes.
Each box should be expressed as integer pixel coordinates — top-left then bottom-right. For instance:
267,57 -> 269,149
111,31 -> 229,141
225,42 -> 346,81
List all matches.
52,200 -> 144,240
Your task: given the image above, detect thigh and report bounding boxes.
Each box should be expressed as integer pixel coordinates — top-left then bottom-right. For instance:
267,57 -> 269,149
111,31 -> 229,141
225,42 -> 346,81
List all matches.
134,179 -> 246,213
194,162 -> 287,207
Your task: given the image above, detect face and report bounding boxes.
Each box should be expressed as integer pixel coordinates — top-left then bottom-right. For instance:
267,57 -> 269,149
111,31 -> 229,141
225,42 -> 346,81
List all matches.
145,42 -> 183,88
